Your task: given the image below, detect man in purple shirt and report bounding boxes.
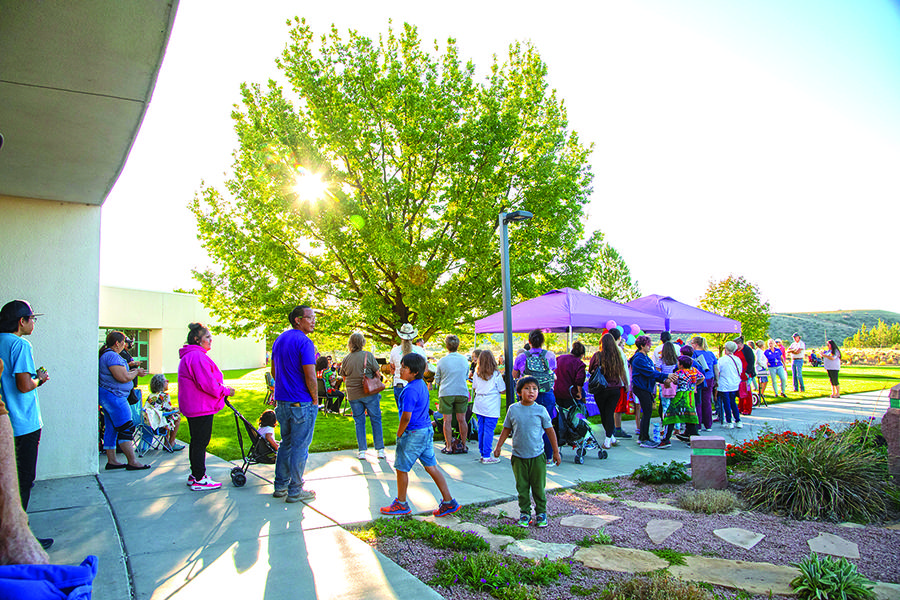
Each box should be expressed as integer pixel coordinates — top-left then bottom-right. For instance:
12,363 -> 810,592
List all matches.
512,329 -> 557,464
553,341 -> 586,402
271,305 -> 319,503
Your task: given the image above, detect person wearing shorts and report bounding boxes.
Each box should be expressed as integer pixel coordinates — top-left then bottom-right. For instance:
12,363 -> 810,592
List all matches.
433,334 -> 470,454
380,352 -> 460,517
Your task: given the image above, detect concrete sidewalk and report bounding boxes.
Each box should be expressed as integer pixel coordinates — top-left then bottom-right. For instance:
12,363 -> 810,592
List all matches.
25,390 -> 891,599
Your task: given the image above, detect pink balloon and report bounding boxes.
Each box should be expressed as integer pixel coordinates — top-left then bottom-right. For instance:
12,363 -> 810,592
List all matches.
631,324 -> 640,335
605,320 -> 617,330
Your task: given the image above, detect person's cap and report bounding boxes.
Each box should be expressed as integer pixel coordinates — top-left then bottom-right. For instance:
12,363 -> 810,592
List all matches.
124,337 -> 134,345
397,323 -> 418,340
792,332 -> 801,338
0,300 -> 42,327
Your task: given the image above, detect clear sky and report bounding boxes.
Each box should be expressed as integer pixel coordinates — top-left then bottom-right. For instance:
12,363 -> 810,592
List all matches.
100,0 -> 900,314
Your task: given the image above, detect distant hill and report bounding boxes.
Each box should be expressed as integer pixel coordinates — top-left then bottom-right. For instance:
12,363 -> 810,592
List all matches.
769,310 -> 900,345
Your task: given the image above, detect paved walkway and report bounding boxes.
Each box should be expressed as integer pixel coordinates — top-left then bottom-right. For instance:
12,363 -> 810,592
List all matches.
25,390 -> 892,599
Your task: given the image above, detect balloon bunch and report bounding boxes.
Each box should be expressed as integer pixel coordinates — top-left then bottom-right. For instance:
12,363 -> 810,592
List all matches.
600,321 -> 644,345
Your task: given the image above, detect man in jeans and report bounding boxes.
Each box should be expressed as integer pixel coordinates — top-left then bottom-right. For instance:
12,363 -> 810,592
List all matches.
433,334 -> 470,453
788,333 -> 806,392
271,305 -> 319,503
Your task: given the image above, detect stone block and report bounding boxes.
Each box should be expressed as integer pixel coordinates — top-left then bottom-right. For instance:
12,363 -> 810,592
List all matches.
691,435 -> 727,490
506,539 -> 576,561
713,527 -> 765,550
882,408 -> 900,477
560,514 -> 621,528
668,555 -> 799,595
646,519 -> 683,544
574,545 -> 669,573
807,532 -> 860,559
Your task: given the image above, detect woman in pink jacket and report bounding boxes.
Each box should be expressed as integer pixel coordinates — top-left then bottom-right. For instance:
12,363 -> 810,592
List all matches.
177,323 -> 234,491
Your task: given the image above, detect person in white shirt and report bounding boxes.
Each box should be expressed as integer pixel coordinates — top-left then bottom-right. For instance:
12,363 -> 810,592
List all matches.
787,333 -> 806,392
471,350 -> 505,463
714,341 -> 742,428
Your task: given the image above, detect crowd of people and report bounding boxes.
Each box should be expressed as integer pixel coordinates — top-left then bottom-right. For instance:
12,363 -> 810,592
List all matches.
0,294 -> 852,566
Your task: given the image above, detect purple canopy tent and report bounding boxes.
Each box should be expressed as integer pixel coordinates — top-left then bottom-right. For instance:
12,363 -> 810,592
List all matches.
473,287 -> 666,333
624,294 -> 741,334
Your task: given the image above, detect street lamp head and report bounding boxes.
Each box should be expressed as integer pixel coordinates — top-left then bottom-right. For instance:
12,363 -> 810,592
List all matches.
503,210 -> 533,223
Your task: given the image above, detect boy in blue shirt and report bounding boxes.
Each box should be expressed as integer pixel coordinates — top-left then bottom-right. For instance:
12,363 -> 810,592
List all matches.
381,352 -> 460,517
493,376 -> 561,528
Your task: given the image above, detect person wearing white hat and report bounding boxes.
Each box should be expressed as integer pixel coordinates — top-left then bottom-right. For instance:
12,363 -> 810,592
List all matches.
389,324 -> 428,412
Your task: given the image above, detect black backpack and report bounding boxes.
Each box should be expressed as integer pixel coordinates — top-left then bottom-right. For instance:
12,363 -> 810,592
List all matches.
523,349 -> 554,393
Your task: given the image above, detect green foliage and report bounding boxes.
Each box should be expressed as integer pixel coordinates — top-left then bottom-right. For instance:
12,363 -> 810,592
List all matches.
595,572 -> 714,600
432,551 -> 570,598
488,523 -> 531,540
190,19 -> 609,345
586,243 -> 641,303
650,548 -> 688,566
574,528 -> 612,547
845,319 -> 900,348
740,431 -> 889,522
574,480 -> 620,496
355,517 -> 489,552
631,461 -> 690,484
570,583 -> 606,596
698,275 -> 770,354
790,553 -> 876,600
675,489 -> 742,514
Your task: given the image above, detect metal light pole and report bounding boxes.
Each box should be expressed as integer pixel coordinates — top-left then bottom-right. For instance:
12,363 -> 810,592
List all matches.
499,210 -> 533,407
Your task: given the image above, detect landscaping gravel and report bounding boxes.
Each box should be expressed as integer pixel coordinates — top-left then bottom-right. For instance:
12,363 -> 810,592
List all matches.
359,475 -> 900,599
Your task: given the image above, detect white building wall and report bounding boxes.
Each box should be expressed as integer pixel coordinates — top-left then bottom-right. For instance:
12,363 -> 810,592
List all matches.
0,195 -> 101,480
99,286 -> 265,374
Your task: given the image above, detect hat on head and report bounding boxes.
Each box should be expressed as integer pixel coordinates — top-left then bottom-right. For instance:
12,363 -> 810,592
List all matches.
0,300 -> 42,328
792,332 -> 801,338
396,323 -> 418,340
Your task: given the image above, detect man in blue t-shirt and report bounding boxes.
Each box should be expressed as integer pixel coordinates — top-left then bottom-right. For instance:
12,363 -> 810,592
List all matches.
271,305 -> 319,503
380,352 -> 460,518
0,300 -> 52,551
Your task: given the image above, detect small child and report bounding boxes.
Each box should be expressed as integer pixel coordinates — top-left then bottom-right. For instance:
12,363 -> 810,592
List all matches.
472,350 -> 504,464
659,355 -> 705,447
493,376 -> 561,528
380,352 -> 461,517
147,374 -> 184,453
257,409 -> 279,450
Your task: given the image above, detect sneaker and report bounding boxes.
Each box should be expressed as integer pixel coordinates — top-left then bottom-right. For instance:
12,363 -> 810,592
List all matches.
481,456 -> 500,464
433,498 -> 461,517
546,458 -> 555,466
534,513 -> 549,528
380,498 -> 411,516
187,474 -> 196,487
357,451 -> 366,459
602,437 -> 612,449
273,488 -> 288,498
726,422 -> 734,429
675,433 -> 690,443
286,489 -> 316,503
639,440 -> 659,449
736,422 -> 743,429
613,428 -> 632,439
377,448 -> 386,459
38,538 -> 54,550
657,441 -> 672,449
191,475 -> 222,491
518,514 -> 531,528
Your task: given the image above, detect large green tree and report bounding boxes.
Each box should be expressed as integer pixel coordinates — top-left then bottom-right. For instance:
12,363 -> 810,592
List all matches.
699,275 -> 771,354
191,20 -> 607,345
586,243 -> 640,303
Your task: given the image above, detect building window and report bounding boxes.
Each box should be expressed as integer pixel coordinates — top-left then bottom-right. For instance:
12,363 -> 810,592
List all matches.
99,328 -> 149,366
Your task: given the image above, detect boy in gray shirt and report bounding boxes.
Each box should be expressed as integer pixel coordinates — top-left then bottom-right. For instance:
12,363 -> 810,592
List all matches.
493,376 -> 561,528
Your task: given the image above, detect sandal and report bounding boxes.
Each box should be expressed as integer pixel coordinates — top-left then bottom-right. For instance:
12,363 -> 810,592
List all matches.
440,447 -> 454,455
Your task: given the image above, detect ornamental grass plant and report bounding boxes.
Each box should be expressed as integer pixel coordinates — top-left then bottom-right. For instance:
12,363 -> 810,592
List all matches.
790,553 -> 877,600
739,429 -> 889,522
676,489 -> 742,514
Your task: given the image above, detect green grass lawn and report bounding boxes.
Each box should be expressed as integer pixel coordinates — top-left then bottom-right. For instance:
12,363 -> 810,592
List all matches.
136,365 -> 898,462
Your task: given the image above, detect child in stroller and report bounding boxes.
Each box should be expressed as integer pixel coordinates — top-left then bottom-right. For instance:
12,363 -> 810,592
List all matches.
222,400 -> 278,487
556,389 -> 606,464
808,350 -> 823,367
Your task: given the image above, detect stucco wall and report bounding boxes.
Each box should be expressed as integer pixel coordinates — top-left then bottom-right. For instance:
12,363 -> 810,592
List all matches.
0,195 -> 101,480
99,286 -> 265,374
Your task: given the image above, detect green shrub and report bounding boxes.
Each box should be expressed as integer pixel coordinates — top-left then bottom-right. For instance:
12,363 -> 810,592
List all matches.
488,523 -> 531,540
575,480 -> 620,496
790,553 -> 876,600
355,518 -> 489,552
596,572 -> 714,600
650,547 -> 688,566
574,528 -> 612,547
739,433 -> 889,522
631,461 -> 690,484
676,489 -> 742,514
432,552 -> 570,598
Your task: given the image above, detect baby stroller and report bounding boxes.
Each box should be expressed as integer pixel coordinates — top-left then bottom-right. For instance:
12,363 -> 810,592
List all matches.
557,392 -> 607,464
808,351 -> 824,367
224,399 -> 277,487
